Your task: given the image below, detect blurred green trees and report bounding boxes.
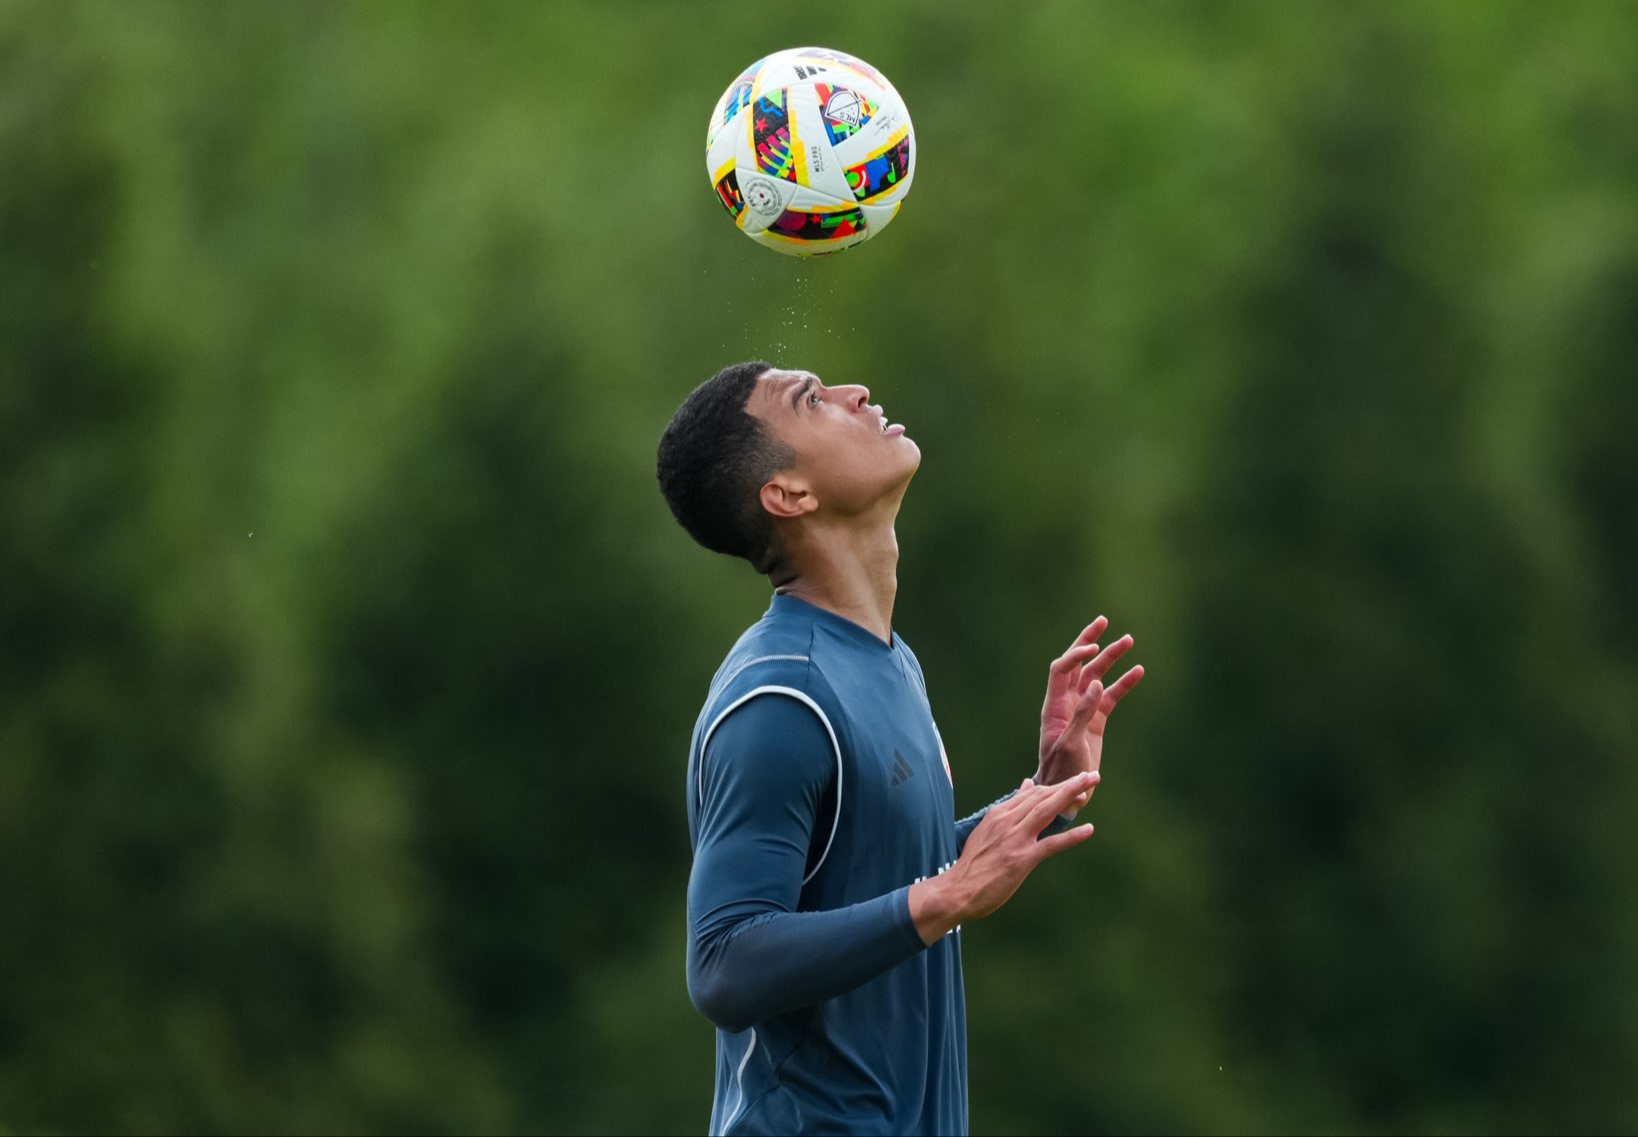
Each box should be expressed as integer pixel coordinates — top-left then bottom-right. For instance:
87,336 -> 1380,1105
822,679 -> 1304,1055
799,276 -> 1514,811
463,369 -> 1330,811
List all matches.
2,1 -> 1635,1133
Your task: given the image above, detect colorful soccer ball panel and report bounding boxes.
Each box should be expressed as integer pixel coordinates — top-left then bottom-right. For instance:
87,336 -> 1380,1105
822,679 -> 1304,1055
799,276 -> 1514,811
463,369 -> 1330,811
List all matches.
713,166 -> 745,220
767,205 -> 866,243
720,57 -> 762,129
813,83 -> 878,146
751,92 -> 797,181
845,131 -> 911,203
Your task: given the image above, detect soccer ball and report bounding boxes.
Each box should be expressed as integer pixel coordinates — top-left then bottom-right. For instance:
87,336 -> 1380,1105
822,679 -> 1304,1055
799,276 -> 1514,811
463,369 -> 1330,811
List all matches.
706,47 -> 915,256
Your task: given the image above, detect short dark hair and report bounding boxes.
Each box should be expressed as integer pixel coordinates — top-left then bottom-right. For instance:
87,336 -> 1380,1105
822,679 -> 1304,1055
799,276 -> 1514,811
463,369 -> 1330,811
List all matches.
656,360 -> 795,574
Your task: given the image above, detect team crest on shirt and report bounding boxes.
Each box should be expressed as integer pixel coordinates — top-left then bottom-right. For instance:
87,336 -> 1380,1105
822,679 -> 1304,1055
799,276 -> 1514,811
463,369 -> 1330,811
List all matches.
935,727 -> 953,785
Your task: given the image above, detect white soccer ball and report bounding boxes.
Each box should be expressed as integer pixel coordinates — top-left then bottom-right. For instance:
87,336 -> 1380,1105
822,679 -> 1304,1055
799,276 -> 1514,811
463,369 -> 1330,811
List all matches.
706,47 -> 916,256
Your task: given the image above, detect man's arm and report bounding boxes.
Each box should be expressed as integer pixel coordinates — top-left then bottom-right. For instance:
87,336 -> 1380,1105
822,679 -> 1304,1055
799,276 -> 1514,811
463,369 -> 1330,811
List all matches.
689,696 -> 1102,1032
687,695 -> 926,1034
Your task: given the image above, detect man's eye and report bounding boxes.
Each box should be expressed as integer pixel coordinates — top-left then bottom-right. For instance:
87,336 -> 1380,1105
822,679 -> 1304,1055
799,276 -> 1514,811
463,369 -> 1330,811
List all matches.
808,389 -> 821,407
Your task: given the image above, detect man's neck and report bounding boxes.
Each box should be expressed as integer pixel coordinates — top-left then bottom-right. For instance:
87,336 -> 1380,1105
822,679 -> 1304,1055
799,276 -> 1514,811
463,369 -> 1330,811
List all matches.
771,522 -> 900,645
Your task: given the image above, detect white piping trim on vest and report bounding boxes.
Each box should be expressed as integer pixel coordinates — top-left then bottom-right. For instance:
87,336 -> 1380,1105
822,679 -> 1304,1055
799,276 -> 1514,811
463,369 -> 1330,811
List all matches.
700,685 -> 843,887
716,1027 -> 758,1137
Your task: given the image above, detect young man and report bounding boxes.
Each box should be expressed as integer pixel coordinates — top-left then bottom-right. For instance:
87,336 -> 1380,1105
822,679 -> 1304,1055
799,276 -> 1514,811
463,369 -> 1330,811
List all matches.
656,361 -> 1144,1136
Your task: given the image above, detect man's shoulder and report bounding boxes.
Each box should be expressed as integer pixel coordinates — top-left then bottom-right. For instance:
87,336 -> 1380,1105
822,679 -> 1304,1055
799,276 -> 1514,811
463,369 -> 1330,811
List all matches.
692,614 -> 851,764
717,602 -> 904,707
708,609 -> 829,702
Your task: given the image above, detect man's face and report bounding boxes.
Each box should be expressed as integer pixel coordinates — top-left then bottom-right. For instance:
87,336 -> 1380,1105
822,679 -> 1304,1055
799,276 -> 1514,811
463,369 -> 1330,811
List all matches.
747,368 -> 921,517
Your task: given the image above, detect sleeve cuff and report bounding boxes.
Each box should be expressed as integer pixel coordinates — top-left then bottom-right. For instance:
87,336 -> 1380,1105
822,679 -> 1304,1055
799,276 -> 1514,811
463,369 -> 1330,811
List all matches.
891,883 -> 940,949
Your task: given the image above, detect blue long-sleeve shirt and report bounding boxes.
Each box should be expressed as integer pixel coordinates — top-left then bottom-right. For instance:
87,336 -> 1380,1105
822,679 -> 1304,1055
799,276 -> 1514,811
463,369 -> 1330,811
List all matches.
685,595 -> 980,1135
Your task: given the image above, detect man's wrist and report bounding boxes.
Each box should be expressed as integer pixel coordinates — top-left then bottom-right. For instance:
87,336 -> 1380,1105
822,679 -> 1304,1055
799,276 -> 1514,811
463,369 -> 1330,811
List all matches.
908,873 -> 966,946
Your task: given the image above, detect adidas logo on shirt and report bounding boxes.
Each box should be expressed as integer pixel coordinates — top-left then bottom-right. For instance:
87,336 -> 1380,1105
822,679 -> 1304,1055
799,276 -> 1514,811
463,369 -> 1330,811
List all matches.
890,750 -> 914,786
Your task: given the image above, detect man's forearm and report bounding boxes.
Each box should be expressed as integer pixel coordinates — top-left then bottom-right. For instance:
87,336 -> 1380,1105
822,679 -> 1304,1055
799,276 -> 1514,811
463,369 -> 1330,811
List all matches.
687,887 -> 926,1033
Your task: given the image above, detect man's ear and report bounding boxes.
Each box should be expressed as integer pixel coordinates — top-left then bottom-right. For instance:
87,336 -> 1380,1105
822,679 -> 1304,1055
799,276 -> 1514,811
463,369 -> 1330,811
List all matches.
760,475 -> 819,519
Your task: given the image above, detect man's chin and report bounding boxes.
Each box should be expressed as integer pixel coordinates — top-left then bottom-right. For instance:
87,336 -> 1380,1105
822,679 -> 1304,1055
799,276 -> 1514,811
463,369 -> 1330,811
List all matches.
900,437 -> 922,473
889,442 -> 922,492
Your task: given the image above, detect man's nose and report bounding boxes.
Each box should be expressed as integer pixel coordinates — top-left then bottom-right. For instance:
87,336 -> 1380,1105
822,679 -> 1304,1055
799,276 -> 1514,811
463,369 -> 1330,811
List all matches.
836,384 -> 870,410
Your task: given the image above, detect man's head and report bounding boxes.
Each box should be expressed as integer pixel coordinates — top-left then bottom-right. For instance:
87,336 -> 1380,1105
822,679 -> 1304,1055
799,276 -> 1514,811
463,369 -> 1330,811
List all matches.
656,361 -> 789,573
657,361 -> 920,574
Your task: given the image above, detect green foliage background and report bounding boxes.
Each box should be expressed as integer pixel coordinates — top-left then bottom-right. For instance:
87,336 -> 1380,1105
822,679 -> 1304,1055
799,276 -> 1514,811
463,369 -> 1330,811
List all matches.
3,1 -> 1636,1133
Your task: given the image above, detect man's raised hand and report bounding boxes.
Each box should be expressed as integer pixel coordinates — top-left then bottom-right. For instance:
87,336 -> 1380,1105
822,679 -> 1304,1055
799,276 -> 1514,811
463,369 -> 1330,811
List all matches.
1036,617 -> 1144,804
908,773 -> 1099,944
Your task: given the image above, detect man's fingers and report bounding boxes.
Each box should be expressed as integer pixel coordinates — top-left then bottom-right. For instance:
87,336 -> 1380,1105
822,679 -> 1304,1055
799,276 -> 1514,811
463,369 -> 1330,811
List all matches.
1066,618 -> 1108,653
1008,772 -> 1092,811
1035,823 -> 1095,859
1024,771 -> 1098,830
1050,619 -> 1107,673
1051,640 -> 1103,679
1077,634 -> 1134,691
1100,664 -> 1145,710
